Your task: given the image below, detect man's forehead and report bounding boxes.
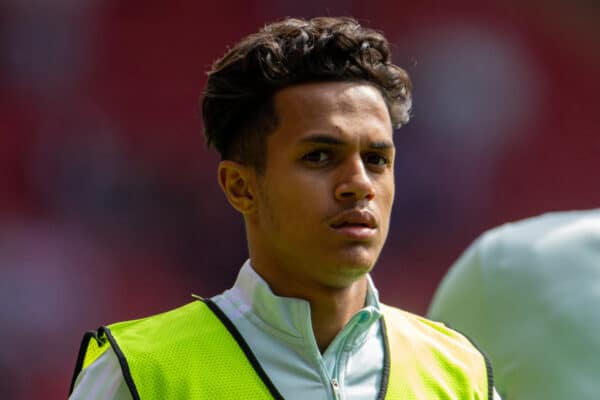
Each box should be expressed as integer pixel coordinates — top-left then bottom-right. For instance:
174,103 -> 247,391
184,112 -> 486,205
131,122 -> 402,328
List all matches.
272,81 -> 392,134
275,81 -> 385,109
267,82 -> 394,151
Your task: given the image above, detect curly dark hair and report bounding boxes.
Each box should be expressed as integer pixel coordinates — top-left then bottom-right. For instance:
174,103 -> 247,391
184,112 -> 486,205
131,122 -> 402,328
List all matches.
201,16 -> 412,172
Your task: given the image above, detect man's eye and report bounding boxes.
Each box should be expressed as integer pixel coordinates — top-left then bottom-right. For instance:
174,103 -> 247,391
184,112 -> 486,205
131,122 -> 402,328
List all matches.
364,153 -> 389,166
302,151 -> 330,163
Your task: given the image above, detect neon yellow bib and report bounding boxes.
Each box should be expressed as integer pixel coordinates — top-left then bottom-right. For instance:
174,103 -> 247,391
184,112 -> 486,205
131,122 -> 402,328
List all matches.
72,300 -> 491,399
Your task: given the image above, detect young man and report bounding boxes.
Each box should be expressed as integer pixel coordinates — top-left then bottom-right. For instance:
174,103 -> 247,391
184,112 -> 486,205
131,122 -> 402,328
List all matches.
70,17 -> 498,399
429,209 -> 600,400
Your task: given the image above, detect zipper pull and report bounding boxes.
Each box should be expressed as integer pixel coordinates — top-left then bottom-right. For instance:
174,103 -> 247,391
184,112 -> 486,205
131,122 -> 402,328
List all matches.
330,378 -> 341,400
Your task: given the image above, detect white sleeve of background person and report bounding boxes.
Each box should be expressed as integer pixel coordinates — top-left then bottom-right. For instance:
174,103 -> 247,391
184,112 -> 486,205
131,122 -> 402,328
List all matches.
427,234 -> 502,400
427,235 -> 490,343
69,348 -> 132,400
428,209 -> 600,400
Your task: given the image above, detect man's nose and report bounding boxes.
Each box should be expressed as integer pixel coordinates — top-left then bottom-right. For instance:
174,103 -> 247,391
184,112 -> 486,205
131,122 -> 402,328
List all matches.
334,156 -> 375,202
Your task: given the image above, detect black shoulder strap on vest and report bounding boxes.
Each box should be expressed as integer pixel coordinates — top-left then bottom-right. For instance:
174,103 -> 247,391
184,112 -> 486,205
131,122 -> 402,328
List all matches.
442,323 -> 495,400
376,317 -> 392,400
202,298 -> 285,400
68,326 -> 141,400
69,330 -> 104,395
102,326 -> 142,400
465,335 -> 494,400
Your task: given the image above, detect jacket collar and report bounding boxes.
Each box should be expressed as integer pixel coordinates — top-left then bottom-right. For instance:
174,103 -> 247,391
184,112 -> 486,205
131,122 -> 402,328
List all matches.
226,260 -> 382,348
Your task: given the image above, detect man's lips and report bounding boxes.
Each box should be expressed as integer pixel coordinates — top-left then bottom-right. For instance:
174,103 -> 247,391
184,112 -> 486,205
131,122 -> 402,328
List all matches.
329,209 -> 378,240
330,209 -> 378,229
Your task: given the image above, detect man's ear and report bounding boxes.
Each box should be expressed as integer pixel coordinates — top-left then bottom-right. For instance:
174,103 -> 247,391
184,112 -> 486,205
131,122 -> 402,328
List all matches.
217,160 -> 257,215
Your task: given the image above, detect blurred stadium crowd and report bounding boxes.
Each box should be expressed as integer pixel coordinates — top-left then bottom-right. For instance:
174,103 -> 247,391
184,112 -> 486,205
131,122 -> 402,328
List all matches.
1,0 -> 599,398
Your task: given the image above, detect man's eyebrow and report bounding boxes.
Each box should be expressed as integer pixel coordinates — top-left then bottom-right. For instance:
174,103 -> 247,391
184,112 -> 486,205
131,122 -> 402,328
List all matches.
299,134 -> 344,146
299,134 -> 394,149
369,141 -> 394,150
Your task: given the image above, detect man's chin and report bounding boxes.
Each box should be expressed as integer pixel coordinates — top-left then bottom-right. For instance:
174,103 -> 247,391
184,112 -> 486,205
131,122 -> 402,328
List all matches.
322,257 -> 376,288
334,246 -> 379,271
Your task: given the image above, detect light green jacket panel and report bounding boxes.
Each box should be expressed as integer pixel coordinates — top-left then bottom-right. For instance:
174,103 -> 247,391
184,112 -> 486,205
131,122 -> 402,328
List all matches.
428,209 -> 600,400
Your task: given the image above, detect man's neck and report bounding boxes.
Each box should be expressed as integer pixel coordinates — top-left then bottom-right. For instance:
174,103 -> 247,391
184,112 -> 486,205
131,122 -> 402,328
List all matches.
252,262 -> 369,353
308,278 -> 368,352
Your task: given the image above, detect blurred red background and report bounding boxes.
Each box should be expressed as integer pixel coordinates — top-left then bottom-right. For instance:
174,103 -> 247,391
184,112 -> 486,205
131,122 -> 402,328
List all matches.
1,0 -> 599,398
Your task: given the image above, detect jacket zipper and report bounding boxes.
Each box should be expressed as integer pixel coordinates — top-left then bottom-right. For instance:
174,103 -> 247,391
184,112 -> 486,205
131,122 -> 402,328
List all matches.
330,378 -> 341,400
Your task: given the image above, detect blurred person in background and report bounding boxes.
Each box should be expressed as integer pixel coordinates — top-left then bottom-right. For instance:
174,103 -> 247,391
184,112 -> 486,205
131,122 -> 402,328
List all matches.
428,209 -> 600,399
69,16 -> 500,399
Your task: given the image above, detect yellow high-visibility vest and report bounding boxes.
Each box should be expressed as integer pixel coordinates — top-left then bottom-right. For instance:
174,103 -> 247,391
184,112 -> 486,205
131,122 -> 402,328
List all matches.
71,299 -> 492,399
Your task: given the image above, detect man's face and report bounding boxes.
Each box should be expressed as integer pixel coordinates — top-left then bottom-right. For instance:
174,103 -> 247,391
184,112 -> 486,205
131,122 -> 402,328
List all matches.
248,81 -> 395,291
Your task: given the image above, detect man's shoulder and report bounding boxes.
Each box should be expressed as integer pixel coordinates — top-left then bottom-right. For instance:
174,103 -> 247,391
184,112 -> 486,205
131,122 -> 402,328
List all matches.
381,304 -> 475,348
96,299 -> 239,366
109,300 -> 203,331
70,302 -> 206,398
381,304 -> 488,375
103,300 -> 218,346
